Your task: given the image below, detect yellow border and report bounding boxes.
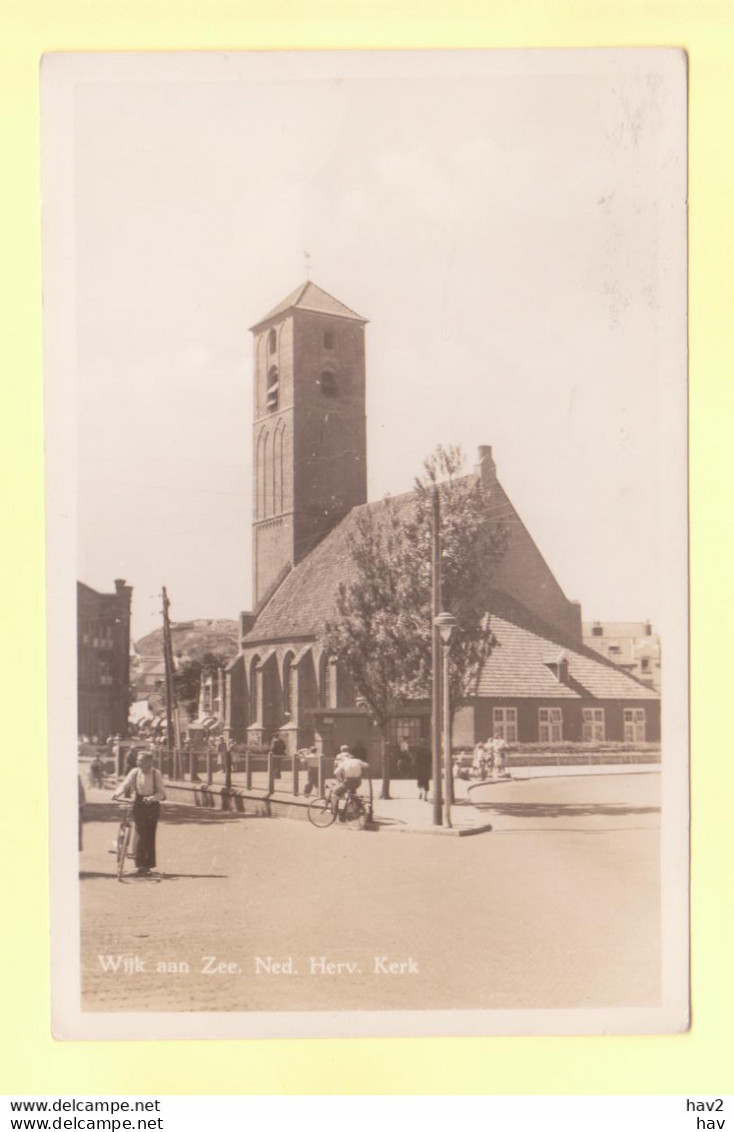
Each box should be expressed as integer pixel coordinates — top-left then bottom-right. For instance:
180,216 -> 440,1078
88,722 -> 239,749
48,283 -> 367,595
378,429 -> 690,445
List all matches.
2,0 -> 732,1097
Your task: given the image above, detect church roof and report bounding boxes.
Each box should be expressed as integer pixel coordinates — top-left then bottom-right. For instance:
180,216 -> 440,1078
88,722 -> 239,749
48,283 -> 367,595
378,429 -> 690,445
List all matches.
476,614 -> 658,701
244,494 -> 413,643
250,281 -> 367,331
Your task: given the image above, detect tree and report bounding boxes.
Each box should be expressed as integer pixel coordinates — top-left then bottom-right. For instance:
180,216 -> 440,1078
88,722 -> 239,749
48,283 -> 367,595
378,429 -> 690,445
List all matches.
174,650 -> 232,720
322,445 -> 509,800
322,499 -> 416,800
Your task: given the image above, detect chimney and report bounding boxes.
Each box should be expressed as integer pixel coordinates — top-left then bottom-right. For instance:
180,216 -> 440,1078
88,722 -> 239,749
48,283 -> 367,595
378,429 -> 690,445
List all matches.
239,611 -> 256,645
114,578 -> 127,593
476,445 -> 497,487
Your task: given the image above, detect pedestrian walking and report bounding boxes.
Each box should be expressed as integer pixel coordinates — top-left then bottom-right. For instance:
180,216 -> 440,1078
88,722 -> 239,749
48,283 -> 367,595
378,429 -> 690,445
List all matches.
493,736 -> 508,778
472,741 -> 488,779
217,736 -> 227,774
269,733 -> 286,781
112,750 -> 166,876
124,744 -> 139,775
302,746 -> 319,796
415,742 -> 431,801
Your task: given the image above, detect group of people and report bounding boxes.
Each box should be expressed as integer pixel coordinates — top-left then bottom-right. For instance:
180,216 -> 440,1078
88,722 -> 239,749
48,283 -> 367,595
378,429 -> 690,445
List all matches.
469,737 -> 508,780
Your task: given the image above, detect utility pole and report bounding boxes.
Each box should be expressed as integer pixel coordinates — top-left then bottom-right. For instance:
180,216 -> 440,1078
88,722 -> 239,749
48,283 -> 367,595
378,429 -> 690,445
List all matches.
161,587 -> 180,779
431,486 -> 443,826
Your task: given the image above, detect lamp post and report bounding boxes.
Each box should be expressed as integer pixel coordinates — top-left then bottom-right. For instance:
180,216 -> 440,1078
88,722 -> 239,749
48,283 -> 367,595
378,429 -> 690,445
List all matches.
434,611 -> 458,829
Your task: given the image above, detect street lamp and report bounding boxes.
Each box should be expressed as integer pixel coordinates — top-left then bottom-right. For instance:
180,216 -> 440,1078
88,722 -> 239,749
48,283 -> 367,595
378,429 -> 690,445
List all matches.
434,611 -> 458,829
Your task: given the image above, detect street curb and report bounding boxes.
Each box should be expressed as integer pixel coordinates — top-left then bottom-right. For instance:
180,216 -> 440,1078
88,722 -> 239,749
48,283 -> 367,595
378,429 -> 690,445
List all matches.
371,820 -> 494,837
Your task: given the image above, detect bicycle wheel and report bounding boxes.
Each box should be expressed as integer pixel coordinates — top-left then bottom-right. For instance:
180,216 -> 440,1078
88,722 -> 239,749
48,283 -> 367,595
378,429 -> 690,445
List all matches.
116,822 -> 132,880
307,796 -> 336,828
343,797 -> 366,829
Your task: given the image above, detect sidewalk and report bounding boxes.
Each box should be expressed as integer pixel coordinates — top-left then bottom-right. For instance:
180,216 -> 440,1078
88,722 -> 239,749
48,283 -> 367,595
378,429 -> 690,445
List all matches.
98,769 -> 495,836
363,776 -> 493,836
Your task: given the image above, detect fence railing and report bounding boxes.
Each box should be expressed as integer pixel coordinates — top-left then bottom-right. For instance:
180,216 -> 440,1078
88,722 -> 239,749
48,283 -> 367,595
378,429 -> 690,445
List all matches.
146,749 -> 335,798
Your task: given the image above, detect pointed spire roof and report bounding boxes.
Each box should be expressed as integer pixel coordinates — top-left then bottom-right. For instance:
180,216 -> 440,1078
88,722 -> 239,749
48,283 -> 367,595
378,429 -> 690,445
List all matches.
250,281 -> 367,331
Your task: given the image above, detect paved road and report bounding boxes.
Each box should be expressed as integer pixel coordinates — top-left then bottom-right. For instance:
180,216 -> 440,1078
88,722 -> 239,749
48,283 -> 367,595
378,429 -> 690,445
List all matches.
80,773 -> 660,1014
469,770 -> 661,831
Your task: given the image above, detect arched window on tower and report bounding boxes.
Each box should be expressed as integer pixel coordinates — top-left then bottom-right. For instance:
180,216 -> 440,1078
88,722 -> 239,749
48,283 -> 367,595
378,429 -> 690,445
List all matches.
273,420 -> 285,515
283,652 -> 296,719
319,370 -> 338,397
268,327 -> 277,354
267,366 -> 279,413
256,428 -> 268,519
261,430 -> 271,517
249,656 -> 261,724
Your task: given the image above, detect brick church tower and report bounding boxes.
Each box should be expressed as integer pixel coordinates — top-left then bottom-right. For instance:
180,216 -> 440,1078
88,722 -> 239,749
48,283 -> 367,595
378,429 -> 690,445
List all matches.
249,282 -> 368,606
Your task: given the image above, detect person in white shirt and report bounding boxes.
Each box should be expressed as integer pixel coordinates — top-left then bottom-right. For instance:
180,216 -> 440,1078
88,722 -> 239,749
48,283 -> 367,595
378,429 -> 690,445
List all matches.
472,741 -> 489,779
493,737 -> 508,778
112,750 -> 166,876
332,745 -> 369,812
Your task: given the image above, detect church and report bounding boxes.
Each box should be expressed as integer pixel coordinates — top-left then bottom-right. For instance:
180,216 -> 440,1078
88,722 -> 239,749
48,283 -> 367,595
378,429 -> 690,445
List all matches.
223,281 -> 660,764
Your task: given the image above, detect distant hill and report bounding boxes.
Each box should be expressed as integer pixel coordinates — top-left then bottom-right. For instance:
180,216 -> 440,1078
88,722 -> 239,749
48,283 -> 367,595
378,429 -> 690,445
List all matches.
135,619 -> 239,661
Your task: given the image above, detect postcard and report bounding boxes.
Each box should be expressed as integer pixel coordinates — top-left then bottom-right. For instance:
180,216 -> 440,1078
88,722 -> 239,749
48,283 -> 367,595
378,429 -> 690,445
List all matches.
42,48 -> 688,1039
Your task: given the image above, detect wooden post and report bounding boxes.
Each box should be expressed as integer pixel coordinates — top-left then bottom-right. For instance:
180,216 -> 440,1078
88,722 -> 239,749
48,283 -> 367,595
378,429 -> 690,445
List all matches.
161,587 -> 181,779
245,751 -> 252,791
318,755 -> 330,797
292,752 -> 299,796
267,750 -> 275,794
442,642 -> 453,829
224,744 -> 232,792
206,745 -> 213,786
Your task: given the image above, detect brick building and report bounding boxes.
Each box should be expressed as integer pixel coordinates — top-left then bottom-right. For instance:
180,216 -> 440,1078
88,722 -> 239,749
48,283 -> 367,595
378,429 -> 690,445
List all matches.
582,621 -> 661,691
77,579 -> 133,738
224,282 -> 660,761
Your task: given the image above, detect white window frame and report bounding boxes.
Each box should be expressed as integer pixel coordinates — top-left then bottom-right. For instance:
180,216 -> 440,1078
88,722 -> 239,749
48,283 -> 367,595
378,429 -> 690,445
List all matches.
623,707 -> 646,743
389,717 -> 423,747
582,707 -> 605,742
266,366 -> 279,413
492,707 -> 518,743
539,707 -> 563,743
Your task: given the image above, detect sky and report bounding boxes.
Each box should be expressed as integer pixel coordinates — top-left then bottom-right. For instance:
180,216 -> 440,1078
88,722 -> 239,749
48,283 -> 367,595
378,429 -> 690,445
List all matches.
69,51 -> 686,640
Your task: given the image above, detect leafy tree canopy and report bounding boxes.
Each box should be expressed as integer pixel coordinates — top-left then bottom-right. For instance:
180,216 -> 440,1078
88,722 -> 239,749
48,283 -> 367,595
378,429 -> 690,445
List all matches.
174,650 -> 232,718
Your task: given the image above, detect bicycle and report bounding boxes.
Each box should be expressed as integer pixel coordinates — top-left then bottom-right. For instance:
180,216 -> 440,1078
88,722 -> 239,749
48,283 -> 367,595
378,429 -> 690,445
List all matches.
115,804 -> 133,881
307,781 -> 370,829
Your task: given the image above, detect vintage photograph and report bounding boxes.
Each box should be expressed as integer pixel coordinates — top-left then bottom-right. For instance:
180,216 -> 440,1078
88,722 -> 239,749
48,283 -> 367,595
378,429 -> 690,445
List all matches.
43,49 -> 688,1039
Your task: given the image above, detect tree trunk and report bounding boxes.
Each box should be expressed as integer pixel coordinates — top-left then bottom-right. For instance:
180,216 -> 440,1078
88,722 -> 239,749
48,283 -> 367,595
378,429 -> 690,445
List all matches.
379,727 -> 391,800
